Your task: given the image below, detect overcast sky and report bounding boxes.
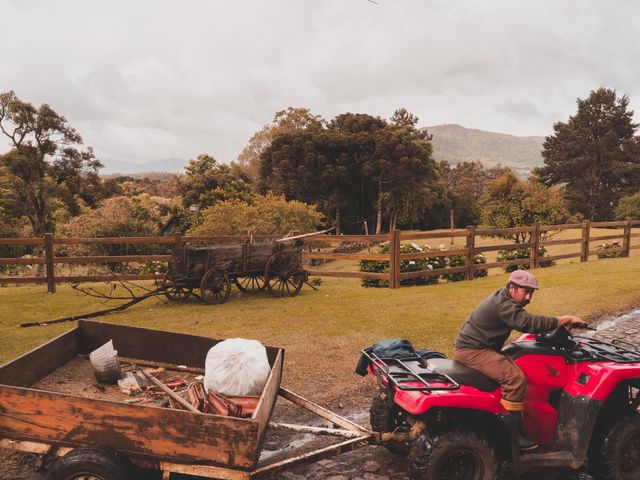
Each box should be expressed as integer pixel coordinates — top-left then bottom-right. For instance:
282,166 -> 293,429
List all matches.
2,0 -> 639,173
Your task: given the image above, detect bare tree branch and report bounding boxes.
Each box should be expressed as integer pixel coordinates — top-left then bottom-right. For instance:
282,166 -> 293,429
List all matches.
20,286 -> 166,328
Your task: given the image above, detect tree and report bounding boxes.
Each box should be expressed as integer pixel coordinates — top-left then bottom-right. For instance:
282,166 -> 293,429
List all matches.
260,113 -> 374,233
480,170 -> 572,243
176,153 -> 251,209
237,107 -> 324,183
535,88 -> 640,220
370,110 -> 438,232
189,192 -> 323,236
260,118 -> 380,234
260,109 -> 441,234
0,90 -> 102,235
480,171 -> 573,272
615,192 -> 640,220
59,194 -> 167,267
61,194 -> 162,239
327,113 -> 386,233
438,161 -> 510,228
389,107 -> 419,127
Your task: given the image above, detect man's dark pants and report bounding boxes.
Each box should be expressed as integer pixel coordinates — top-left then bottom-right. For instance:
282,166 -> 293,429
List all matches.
454,347 -> 526,410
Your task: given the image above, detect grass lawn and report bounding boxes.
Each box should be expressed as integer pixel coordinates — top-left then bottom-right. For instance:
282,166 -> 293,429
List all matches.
1,254 -> 640,407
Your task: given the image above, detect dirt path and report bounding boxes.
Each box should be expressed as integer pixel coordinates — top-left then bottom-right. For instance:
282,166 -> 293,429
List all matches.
2,307 -> 639,480
277,308 -> 640,480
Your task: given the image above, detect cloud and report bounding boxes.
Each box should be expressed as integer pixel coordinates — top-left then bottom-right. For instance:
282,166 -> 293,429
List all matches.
496,99 -> 543,119
1,0 -> 639,172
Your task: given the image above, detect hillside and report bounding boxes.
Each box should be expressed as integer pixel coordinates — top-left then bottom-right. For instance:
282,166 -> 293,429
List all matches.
99,125 -> 546,177
425,124 -> 545,175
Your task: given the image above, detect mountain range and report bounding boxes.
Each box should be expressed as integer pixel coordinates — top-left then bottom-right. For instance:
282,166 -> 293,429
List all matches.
426,124 -> 545,176
100,124 -> 546,176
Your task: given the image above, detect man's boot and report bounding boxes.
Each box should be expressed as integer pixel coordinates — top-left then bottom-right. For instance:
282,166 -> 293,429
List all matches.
508,410 -> 538,451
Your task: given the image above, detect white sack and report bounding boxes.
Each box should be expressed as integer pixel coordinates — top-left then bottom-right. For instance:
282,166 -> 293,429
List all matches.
204,338 -> 270,396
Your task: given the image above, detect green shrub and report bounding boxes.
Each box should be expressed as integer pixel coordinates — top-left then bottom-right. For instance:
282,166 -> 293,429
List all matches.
496,246 -> 554,272
0,220 -> 31,275
615,192 -> 640,220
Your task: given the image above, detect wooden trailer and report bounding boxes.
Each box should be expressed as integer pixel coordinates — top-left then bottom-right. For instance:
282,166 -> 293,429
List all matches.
0,320 -> 372,479
162,239 -> 307,304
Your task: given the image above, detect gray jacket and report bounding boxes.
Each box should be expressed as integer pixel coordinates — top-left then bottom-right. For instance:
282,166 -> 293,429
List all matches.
455,286 -> 558,351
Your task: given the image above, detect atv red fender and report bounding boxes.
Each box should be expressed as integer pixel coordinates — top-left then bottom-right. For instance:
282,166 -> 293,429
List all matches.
393,384 -> 503,415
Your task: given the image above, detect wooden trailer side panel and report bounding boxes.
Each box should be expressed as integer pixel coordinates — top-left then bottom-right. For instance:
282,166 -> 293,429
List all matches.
254,349 -> 283,456
0,328 -> 79,388
77,320 -> 218,367
0,386 -> 259,468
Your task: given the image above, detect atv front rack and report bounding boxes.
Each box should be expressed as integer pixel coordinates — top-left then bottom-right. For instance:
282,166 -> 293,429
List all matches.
575,336 -> 640,363
362,349 -> 460,392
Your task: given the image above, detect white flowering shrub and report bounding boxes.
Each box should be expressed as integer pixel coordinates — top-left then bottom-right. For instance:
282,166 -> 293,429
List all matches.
444,253 -> 488,282
596,241 -> 623,259
359,243 -> 445,288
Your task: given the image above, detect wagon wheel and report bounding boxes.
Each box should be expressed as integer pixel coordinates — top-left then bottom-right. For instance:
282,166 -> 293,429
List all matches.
264,252 -> 304,298
200,268 -> 231,304
161,273 -> 193,301
234,273 -> 267,293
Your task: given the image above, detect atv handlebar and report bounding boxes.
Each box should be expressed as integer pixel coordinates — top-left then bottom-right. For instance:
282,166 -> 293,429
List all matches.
536,325 -> 578,348
575,322 -> 596,331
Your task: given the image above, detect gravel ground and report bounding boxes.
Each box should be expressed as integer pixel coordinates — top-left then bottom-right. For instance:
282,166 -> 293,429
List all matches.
2,308 -> 639,480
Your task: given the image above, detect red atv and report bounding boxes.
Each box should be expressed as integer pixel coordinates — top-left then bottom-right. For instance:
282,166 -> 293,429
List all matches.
363,327 -> 640,480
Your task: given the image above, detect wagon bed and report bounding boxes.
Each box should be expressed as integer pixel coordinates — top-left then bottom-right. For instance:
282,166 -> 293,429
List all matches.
0,321 -> 373,479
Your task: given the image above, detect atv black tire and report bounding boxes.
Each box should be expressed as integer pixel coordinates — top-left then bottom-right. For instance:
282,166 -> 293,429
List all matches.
595,415 -> 640,480
408,431 -> 497,480
45,447 -> 133,480
370,393 -> 410,455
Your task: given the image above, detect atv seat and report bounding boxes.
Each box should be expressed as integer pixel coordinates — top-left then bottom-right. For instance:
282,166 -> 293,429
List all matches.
424,359 -> 499,392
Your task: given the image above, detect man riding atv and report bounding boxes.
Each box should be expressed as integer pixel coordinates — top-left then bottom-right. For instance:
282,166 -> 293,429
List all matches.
454,270 -> 584,450
362,270 -> 640,479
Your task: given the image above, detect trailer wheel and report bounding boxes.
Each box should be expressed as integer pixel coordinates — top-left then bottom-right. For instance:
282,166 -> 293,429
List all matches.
200,268 -> 231,304
45,447 -> 133,480
594,414 -> 640,480
408,431 -> 496,480
370,393 -> 410,455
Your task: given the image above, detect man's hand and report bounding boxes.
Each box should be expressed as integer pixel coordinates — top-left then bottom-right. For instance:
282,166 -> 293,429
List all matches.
557,315 -> 586,330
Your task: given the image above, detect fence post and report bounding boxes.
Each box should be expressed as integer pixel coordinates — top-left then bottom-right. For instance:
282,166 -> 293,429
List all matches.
581,220 -> 591,262
174,232 -> 183,252
623,219 -> 632,257
530,223 -> 540,269
465,226 -> 476,281
44,233 -> 56,294
389,229 -> 401,289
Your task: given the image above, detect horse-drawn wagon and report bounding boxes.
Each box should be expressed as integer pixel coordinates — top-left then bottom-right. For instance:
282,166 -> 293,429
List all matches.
162,239 -> 307,304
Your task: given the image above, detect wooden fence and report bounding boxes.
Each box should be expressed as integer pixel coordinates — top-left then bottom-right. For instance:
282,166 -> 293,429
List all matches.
1,220 -> 639,293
